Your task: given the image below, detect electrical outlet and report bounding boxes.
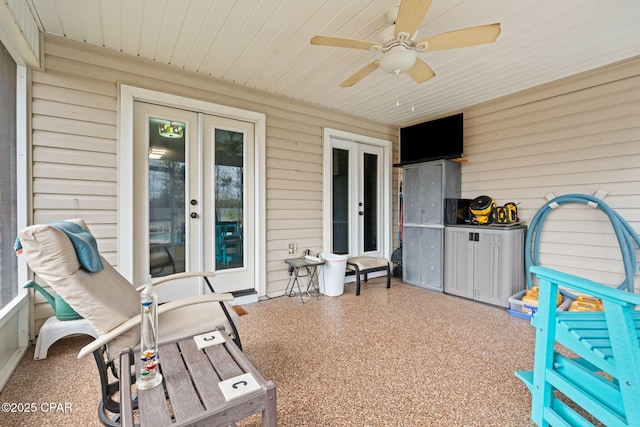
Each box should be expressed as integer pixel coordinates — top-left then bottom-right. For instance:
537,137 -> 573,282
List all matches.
288,243 -> 296,255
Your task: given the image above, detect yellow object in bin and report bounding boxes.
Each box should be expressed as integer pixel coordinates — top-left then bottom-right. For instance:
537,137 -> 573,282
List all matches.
569,295 -> 603,312
521,286 -> 563,307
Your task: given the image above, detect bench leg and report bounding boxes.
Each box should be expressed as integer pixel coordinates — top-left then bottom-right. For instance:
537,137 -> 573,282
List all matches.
386,264 -> 391,289
353,265 -> 362,296
347,261 -> 391,296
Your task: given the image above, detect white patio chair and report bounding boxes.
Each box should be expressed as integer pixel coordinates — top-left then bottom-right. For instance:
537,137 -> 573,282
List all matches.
17,219 -> 241,426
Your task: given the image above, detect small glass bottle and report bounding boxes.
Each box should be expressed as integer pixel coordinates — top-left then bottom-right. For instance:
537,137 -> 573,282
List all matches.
136,275 -> 163,389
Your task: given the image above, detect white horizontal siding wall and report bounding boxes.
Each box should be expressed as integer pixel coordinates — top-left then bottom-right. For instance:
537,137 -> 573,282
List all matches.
28,35 -> 396,334
30,60 -> 119,336
459,56 -> 640,289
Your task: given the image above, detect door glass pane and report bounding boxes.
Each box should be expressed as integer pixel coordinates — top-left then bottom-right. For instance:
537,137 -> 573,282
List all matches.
332,148 -> 349,254
215,129 -> 244,270
148,119 -> 186,277
363,152 -> 378,252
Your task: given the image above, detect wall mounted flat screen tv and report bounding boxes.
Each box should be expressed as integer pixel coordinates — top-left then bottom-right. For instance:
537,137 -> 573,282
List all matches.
396,113 -> 463,166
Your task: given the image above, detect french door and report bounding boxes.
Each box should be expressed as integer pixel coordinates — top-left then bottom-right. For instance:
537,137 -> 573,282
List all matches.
133,102 -> 255,299
329,136 -> 387,258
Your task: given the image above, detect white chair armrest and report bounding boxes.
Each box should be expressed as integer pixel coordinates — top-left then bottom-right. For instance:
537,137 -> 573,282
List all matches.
135,271 -> 216,292
77,292 -> 233,359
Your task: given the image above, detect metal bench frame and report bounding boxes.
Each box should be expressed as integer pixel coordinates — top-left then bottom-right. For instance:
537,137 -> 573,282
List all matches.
345,258 -> 391,296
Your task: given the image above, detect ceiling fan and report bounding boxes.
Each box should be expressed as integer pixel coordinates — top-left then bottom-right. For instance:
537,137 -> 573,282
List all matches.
310,0 -> 501,87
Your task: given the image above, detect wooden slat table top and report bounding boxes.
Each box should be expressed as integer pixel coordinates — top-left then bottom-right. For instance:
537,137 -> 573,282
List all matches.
160,344 -> 205,420
120,328 -> 276,427
177,339 -> 225,409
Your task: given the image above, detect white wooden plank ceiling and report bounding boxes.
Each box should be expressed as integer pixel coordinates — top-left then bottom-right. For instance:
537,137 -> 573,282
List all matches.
26,0 -> 640,126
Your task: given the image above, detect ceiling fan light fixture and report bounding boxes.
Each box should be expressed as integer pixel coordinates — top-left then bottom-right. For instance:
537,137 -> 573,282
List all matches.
159,123 -> 184,138
378,48 -> 416,74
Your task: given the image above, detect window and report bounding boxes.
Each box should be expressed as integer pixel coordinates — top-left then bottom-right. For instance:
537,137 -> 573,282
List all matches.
215,128 -> 244,270
0,41 -> 18,311
332,147 -> 349,254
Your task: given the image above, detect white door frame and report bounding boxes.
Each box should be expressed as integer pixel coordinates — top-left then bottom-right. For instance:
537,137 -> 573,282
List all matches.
119,85 -> 266,297
322,128 -> 392,259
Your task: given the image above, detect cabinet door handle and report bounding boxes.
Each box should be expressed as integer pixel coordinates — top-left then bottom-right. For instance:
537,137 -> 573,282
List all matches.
469,232 -> 474,241
475,232 -> 480,242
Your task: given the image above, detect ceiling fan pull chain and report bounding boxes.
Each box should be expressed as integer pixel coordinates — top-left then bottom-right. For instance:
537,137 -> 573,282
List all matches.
395,72 -> 400,107
411,80 -> 415,112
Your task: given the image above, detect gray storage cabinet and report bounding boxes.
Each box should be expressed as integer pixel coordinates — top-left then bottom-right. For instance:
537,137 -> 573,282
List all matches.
402,160 -> 460,291
444,224 -> 526,307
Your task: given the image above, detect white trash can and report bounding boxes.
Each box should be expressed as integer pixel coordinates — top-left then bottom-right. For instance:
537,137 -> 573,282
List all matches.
320,253 -> 348,296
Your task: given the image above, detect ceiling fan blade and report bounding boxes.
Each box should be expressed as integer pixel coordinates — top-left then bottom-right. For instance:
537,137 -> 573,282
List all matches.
407,58 -> 435,84
395,0 -> 433,39
340,62 -> 379,87
416,23 -> 501,51
310,35 -> 379,51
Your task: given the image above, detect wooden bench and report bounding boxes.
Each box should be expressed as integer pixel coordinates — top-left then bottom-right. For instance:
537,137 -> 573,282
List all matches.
345,256 -> 391,296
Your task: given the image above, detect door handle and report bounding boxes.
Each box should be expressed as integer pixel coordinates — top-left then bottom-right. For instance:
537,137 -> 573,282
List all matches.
359,211 -> 364,216
190,212 -> 198,219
